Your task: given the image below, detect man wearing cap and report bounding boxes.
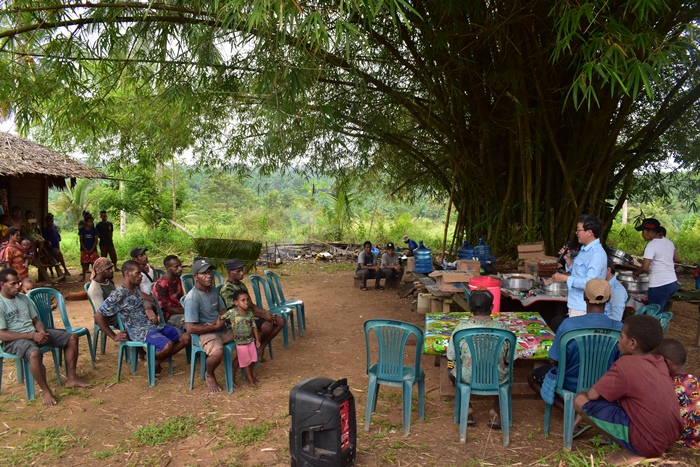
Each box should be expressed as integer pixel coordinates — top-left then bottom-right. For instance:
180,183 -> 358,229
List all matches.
96,260 -> 190,374
96,211 -> 119,271
356,241 -> 384,291
184,259 -> 234,392
552,214 -> 608,318
219,258 -> 284,362
87,257 -> 118,328
634,218 -> 680,313
131,247 -> 157,307
380,243 -> 403,288
528,279 -> 623,414
402,235 -> 418,256
152,255 -> 186,329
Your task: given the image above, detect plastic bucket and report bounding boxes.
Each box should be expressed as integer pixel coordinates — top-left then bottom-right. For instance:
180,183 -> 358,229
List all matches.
417,293 -> 431,313
468,276 -> 502,314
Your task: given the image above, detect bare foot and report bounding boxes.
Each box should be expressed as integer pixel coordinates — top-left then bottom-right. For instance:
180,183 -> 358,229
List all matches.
154,363 -> 163,374
42,391 -> 57,406
205,372 -> 222,393
605,449 -> 647,466
246,379 -> 257,387
65,377 -> 90,388
64,270 -> 71,276
257,350 -> 266,363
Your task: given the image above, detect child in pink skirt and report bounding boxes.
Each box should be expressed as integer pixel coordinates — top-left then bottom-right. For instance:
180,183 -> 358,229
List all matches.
223,289 -> 260,387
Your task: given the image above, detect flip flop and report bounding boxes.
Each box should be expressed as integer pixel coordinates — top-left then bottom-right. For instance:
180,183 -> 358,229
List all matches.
573,424 -> 592,439
487,420 -> 502,430
467,416 -> 476,426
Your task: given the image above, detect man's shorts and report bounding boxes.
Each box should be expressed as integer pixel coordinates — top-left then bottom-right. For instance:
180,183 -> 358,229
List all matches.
2,329 -> 72,360
255,317 -> 265,331
199,328 -> 235,355
167,314 -> 187,329
236,341 -> 258,368
582,399 -> 641,455
145,325 -> 182,352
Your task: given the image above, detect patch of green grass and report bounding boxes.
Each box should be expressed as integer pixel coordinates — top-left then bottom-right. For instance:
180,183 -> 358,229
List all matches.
1,395 -> 20,403
0,427 -> 77,465
92,441 -> 128,460
92,398 -> 105,405
381,448 -> 397,463
555,447 -> 617,466
133,415 -> 198,446
227,421 -> 275,447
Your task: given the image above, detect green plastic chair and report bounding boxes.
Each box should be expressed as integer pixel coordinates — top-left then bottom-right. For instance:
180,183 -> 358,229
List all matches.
114,313 -> 173,387
634,303 -> 661,316
452,327 -> 516,446
659,311 -> 673,333
212,270 -> 225,287
249,274 -> 294,347
264,269 -> 305,335
155,268 -> 166,279
0,342 -> 61,401
543,327 -> 621,450
84,281 -> 121,358
364,319 -> 425,437
29,287 -> 95,368
181,273 -> 195,293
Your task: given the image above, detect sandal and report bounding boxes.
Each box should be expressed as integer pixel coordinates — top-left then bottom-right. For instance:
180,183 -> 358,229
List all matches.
487,420 -> 502,430
573,424 -> 592,439
467,416 -> 476,426
361,286 -> 368,291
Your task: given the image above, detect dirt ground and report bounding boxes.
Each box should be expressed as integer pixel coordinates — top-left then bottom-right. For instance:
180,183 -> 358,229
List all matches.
2,262 -> 700,467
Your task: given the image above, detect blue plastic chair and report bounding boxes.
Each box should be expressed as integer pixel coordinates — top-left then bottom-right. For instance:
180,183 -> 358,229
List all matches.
0,343 -> 27,395
364,319 -> 425,437
181,273 -> 195,293
634,303 -> 661,316
249,274 -> 294,347
659,311 -> 673,333
155,268 -> 166,279
212,270 -> 225,287
543,327 -> 621,450
452,327 -> 516,445
264,269 -> 305,335
85,281 -> 122,358
29,287 -> 95,369
114,314 -> 173,388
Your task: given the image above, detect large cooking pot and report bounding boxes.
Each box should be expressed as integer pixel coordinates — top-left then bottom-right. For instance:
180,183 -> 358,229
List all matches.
542,281 -> 568,294
617,271 -> 649,293
502,276 -> 534,291
608,248 -> 633,266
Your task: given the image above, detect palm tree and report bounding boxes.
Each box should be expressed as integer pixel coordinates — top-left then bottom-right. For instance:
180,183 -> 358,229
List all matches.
50,179 -> 95,226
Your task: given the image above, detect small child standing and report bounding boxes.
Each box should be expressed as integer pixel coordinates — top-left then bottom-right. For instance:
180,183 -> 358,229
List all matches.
655,338 -> 700,449
222,289 -> 260,387
574,314 -> 683,466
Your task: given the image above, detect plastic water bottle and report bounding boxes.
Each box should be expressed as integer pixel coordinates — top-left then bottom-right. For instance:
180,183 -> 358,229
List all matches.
457,238 -> 475,260
414,240 -> 433,274
474,237 -> 496,270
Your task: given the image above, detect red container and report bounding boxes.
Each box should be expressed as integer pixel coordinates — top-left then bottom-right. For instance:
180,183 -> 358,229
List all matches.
468,276 -> 502,314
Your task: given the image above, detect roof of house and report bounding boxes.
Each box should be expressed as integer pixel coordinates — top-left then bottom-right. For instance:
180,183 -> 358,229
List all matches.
0,132 -> 105,184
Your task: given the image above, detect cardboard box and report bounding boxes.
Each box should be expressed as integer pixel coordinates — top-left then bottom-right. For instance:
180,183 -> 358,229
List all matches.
407,257 -> 415,271
456,260 -> 481,273
428,270 -> 476,293
518,242 -> 546,259
522,255 -> 558,275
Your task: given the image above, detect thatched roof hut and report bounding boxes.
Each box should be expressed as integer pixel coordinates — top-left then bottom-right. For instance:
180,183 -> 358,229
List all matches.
0,132 -> 104,188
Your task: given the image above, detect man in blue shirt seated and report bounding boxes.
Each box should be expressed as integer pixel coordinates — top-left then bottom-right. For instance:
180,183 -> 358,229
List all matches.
605,259 -> 628,322
528,279 -> 623,411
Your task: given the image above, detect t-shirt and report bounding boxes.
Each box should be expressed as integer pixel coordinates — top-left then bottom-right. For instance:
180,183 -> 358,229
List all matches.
87,279 -> 116,311
644,237 -> 677,288
604,275 -> 628,321
98,285 -> 162,342
153,276 -> 185,321
381,252 -> 400,268
549,313 -> 623,391
357,251 -> 376,271
42,226 -> 61,249
407,239 -> 418,250
0,294 -> 37,334
672,373 -> 700,449
219,281 -> 248,310
79,227 -> 99,251
183,286 -> 224,326
96,221 -> 114,246
593,354 -> 683,457
446,317 -> 511,384
224,307 -> 255,345
139,264 -> 157,297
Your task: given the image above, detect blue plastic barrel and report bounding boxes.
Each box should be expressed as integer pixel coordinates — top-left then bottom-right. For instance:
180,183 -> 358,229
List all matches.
414,241 -> 433,274
457,239 -> 475,260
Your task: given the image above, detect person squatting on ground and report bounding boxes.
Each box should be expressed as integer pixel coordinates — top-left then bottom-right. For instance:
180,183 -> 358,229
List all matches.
356,241 -> 384,290
95,260 -> 190,376
574,314 -> 683,466
0,268 -> 89,406
222,289 -> 260,387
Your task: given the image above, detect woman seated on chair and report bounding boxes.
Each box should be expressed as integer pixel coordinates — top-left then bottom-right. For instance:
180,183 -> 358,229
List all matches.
446,288 -> 510,429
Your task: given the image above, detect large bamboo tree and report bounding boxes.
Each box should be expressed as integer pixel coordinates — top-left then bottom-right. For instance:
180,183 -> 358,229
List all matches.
1,1 -> 700,253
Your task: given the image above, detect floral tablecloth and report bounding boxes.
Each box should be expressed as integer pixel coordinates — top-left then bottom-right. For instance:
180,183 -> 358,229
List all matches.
424,312 -> 554,359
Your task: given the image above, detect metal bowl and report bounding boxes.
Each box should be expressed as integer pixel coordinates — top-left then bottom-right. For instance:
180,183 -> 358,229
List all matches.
502,276 -> 534,291
608,248 -> 633,265
542,281 -> 568,294
617,271 -> 649,293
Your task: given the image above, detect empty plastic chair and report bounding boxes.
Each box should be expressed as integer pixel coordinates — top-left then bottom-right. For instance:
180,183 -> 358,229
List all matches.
364,319 -> 425,437
659,311 -> 673,333
265,269 -> 305,335
249,274 -> 294,347
29,287 -> 95,368
635,303 -> 661,316
543,328 -> 621,450
452,327 -> 516,446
